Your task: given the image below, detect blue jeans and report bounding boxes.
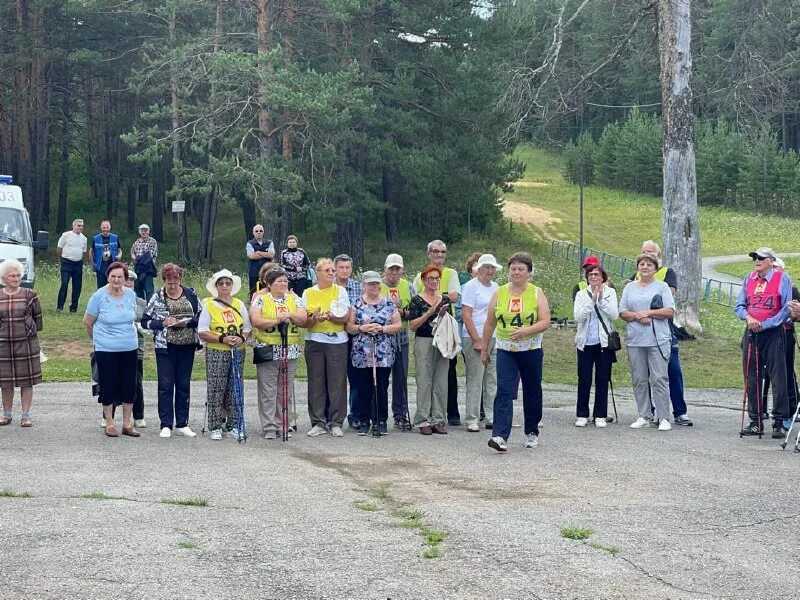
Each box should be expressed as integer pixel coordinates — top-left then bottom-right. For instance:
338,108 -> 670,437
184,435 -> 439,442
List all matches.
57,258 -> 83,311
135,273 -> 155,301
493,348 -> 543,440
668,345 -> 687,417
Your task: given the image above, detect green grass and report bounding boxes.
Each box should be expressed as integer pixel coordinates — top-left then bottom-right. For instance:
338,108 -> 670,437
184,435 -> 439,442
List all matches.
589,541 -> 620,556
715,257 -> 800,281
353,500 -> 380,512
422,528 -> 447,545
512,145 -> 800,257
0,489 -> 32,498
421,545 -> 442,559
77,491 -> 127,501
560,525 -> 593,541
177,540 -> 199,550
160,497 -> 209,508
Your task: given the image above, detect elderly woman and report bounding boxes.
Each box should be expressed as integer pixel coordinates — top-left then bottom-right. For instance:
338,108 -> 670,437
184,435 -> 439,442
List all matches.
461,254 -> 501,432
280,235 -> 312,296
0,259 -> 43,428
573,264 -> 619,428
250,268 -> 307,440
619,253 -> 675,431
302,258 -> 350,437
142,263 -> 202,439
84,261 -> 140,437
346,271 -> 401,435
198,269 -> 251,441
408,264 -> 451,435
482,252 -> 551,452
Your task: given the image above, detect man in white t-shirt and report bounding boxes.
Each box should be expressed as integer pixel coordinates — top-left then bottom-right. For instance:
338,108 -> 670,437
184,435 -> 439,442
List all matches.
56,219 -> 88,312
460,254 -> 501,431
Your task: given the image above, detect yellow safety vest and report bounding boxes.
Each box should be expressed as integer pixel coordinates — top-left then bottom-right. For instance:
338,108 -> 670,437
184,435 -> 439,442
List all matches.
495,283 -> 539,342
635,266 -> 668,282
254,293 -> 303,346
304,285 -> 345,334
413,267 -> 457,295
380,279 -> 412,309
203,297 -> 246,351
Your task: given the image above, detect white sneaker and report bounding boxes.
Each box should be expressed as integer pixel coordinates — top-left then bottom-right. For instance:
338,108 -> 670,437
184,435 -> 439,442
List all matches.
488,436 -> 507,452
99,417 -> 107,428
134,419 -> 147,428
307,425 -> 328,437
524,433 -> 539,448
575,417 -> 588,427
210,429 -> 223,441
658,419 -> 672,431
595,417 -> 607,428
330,426 -> 344,437
466,423 -> 480,432
630,417 -> 651,429
175,426 -> 196,438
159,427 -> 172,438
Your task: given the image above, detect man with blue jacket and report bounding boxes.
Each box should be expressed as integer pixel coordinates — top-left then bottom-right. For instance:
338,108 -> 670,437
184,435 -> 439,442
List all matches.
90,220 -> 122,288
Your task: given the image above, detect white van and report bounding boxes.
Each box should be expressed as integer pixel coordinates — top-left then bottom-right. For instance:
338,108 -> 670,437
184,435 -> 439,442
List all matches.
0,175 -> 49,287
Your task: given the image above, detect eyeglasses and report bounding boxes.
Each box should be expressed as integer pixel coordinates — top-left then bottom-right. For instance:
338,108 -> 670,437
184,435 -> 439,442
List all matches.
430,249 -> 447,254
216,280 -> 233,287
425,276 -> 441,282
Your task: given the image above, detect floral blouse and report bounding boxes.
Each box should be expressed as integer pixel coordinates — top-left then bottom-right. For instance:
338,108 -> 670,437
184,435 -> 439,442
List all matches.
351,297 -> 397,368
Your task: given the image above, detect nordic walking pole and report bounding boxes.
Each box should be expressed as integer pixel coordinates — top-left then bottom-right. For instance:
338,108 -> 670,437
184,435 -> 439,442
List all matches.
754,335 -> 763,439
371,335 -> 381,437
740,332 -> 753,438
278,321 -> 290,442
609,376 -> 618,424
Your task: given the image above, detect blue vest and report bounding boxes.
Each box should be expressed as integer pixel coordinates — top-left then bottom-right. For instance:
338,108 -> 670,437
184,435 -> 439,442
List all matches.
92,233 -> 120,272
248,238 -> 273,281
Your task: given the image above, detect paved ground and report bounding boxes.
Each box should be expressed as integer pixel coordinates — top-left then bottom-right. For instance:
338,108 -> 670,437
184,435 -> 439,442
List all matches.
2,380 -> 799,600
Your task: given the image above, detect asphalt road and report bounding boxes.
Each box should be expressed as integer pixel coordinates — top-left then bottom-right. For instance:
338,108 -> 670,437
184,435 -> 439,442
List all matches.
1,381 -> 798,600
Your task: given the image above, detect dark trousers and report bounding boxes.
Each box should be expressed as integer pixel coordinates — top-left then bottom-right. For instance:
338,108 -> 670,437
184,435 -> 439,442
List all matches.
576,344 -> 612,419
134,358 -> 144,420
57,258 -> 83,311
391,341 -> 409,421
345,338 -> 360,425
761,327 -> 799,418
289,278 -> 310,296
447,356 -> 460,421
493,349 -> 543,440
667,345 -> 687,417
95,350 -> 138,406
743,327 -> 789,422
354,366 -> 391,425
156,344 -> 195,429
135,273 -> 154,302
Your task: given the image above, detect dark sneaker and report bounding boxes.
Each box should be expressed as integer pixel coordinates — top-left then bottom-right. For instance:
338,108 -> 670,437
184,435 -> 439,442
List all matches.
488,436 -> 507,452
740,421 -> 763,436
378,422 -> 388,435
484,421 -> 493,430
357,423 -> 369,436
674,415 -> 693,427
772,422 -> 788,439
448,418 -> 461,427
349,419 -> 361,430
394,418 -> 412,432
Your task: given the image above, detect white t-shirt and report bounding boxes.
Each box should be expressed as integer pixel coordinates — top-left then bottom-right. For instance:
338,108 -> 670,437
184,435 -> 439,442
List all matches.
460,278 -> 498,339
58,231 -> 87,262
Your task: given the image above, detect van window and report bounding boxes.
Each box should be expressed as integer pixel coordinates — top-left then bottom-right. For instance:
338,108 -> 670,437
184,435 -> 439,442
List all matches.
0,208 -> 32,244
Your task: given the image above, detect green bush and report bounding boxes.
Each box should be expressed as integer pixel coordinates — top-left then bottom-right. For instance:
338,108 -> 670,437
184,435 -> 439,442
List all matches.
562,131 -> 596,186
696,119 -> 741,206
594,108 -> 661,194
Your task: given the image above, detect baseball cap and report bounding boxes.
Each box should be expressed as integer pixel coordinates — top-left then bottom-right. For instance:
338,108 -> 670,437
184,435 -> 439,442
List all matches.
384,253 -> 404,269
361,270 -> 382,284
138,223 -> 150,231
748,247 -> 776,261
582,255 -> 600,268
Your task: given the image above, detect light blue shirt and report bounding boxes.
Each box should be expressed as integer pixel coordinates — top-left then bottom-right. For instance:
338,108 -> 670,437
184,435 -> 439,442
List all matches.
85,287 -> 139,352
619,280 -> 674,347
734,268 -> 792,330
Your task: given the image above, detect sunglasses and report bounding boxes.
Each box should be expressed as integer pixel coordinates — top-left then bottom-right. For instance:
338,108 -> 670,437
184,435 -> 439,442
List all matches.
216,280 -> 233,287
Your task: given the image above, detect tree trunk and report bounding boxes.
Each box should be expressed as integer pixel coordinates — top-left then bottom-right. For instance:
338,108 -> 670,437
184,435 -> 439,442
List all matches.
237,188 -> 256,243
151,160 -> 164,242
382,167 -> 399,242
170,7 -> 189,262
255,0 -> 274,233
126,183 -> 136,230
56,84 -> 70,233
334,220 -> 364,267
658,0 -> 702,335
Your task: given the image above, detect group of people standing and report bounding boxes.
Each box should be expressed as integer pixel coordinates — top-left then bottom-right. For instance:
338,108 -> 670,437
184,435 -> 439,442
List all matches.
2,218 -> 799,453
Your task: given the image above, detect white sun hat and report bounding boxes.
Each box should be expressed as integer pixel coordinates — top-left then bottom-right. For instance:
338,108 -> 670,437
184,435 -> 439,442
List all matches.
206,269 -> 242,297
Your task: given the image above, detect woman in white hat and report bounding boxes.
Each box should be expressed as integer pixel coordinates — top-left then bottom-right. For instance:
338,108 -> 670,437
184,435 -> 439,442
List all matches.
197,269 -> 251,440
461,254 -> 501,432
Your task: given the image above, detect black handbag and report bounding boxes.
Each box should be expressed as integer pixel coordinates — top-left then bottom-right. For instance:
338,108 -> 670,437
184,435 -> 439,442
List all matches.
253,345 -> 273,364
593,301 -> 621,352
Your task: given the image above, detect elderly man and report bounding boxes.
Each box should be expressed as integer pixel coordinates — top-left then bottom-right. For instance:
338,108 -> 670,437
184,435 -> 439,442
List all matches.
246,224 -> 275,297
131,224 -> 158,300
414,240 -> 462,426
381,253 -> 413,430
56,218 -> 88,312
735,247 -> 794,438
90,220 -> 122,289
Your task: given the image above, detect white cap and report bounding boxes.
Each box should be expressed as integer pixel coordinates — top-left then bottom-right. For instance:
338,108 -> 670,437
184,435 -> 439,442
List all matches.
749,247 -> 776,261
774,257 -> 785,269
384,253 -> 404,269
476,253 -> 502,271
138,223 -> 150,231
